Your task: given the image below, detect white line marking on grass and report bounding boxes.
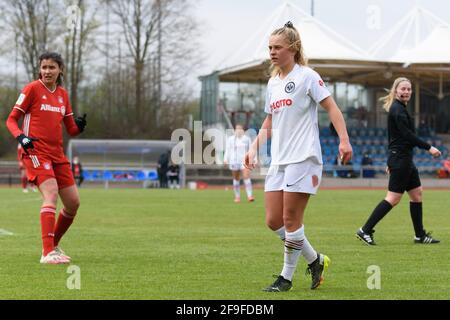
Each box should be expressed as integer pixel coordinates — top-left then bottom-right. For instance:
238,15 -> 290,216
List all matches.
0,197 -> 41,204
0,229 -> 14,236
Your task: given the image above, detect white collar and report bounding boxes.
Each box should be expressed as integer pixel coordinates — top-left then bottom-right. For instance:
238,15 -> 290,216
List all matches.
39,79 -> 57,93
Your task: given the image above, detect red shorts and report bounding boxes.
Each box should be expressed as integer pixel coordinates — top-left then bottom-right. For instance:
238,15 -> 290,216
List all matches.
22,154 -> 75,189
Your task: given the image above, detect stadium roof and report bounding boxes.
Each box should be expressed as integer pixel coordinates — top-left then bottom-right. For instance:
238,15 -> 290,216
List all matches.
202,3 -> 450,91
214,1 -> 387,84
370,6 -> 450,63
217,1 -> 370,69
367,6 -> 450,93
391,25 -> 450,65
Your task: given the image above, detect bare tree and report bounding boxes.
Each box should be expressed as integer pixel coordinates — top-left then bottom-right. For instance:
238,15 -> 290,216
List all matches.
63,0 -> 100,113
151,0 -> 203,130
3,0 -> 57,81
110,0 -> 160,132
110,0 -> 202,133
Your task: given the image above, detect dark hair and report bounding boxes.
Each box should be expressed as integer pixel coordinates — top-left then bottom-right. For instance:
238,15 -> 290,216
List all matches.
38,52 -> 65,86
284,21 -> 294,29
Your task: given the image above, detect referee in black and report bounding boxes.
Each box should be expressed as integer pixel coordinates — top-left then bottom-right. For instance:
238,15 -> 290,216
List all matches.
357,77 -> 442,245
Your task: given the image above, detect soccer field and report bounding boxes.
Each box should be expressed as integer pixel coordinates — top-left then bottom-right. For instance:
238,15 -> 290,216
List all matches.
0,188 -> 448,300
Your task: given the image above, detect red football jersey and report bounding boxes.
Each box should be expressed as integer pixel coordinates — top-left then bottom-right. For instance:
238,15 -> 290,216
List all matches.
13,80 -> 74,157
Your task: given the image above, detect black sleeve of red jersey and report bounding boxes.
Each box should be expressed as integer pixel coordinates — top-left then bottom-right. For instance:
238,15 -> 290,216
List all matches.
63,115 -> 81,136
394,110 -> 431,150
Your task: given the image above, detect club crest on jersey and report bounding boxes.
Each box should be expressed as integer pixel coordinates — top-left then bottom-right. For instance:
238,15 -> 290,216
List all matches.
44,162 -> 51,170
58,96 -> 64,104
285,82 -> 295,93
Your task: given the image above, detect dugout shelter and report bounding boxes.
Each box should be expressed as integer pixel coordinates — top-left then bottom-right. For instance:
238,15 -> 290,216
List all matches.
67,139 -> 185,188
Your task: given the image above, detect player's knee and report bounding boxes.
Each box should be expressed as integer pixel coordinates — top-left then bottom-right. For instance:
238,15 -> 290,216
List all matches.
282,211 -> 298,230
410,191 -> 422,202
265,219 -> 277,230
385,197 -> 400,206
42,189 -> 59,204
61,194 -> 80,215
44,194 -> 58,204
68,198 -> 80,213
266,215 -> 282,231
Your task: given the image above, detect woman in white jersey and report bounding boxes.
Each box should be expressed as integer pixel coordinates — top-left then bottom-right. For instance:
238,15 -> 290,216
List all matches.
223,124 -> 254,203
245,21 -> 353,292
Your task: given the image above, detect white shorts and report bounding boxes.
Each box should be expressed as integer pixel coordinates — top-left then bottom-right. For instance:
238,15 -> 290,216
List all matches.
264,158 -> 323,194
229,163 -> 245,171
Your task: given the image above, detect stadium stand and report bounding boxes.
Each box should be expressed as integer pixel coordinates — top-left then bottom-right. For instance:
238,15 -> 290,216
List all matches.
320,127 -> 449,177
1,132 -> 449,188
66,139 -> 181,188
81,168 -> 160,188
0,161 -> 20,187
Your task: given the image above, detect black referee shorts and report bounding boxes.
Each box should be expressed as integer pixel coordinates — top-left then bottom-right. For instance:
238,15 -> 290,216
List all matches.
387,152 -> 421,193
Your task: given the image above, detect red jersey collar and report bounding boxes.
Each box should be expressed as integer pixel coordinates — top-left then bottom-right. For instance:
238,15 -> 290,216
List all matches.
38,79 -> 58,94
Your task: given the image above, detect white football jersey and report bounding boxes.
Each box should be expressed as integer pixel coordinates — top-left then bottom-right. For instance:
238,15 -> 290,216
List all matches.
264,64 -> 330,165
224,134 -> 251,165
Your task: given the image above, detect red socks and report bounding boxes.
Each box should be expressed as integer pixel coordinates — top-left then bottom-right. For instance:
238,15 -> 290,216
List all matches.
40,206 -> 56,256
54,209 -> 75,247
21,176 -> 28,189
40,206 -> 76,256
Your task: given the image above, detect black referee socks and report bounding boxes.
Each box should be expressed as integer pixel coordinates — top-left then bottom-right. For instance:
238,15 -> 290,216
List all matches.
410,202 -> 425,238
362,200 -> 393,233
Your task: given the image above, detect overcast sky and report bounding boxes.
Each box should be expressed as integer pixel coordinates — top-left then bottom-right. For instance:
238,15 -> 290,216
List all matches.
2,0 -> 449,95
195,0 -> 450,77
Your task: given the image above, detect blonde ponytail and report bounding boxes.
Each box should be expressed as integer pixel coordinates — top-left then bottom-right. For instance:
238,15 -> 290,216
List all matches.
269,22 -> 307,77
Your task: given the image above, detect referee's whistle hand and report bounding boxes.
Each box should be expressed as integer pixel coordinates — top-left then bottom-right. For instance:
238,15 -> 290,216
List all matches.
429,146 -> 441,158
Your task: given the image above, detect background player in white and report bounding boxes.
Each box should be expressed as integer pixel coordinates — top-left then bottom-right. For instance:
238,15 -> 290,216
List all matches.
244,21 -> 352,292
223,124 -> 254,203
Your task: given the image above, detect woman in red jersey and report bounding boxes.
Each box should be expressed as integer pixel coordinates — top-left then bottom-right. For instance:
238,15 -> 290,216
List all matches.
6,52 -> 87,264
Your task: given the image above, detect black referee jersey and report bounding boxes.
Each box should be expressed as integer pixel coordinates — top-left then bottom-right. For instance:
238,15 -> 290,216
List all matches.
387,99 -> 431,158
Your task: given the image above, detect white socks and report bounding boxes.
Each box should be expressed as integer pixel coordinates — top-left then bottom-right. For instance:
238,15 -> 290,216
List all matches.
243,178 -> 253,198
274,226 -> 286,241
233,179 -> 252,199
233,179 -> 240,198
301,236 -> 318,264
281,226 -> 304,281
274,225 -> 317,281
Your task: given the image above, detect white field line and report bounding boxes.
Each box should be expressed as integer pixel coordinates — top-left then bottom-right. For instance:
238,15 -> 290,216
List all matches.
0,229 -> 14,236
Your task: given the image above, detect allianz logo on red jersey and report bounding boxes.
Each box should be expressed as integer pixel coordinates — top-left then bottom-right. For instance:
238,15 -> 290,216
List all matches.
270,99 -> 293,112
40,104 -> 66,116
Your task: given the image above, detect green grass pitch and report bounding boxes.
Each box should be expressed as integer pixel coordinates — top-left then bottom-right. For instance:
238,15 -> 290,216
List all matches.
0,188 -> 448,300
